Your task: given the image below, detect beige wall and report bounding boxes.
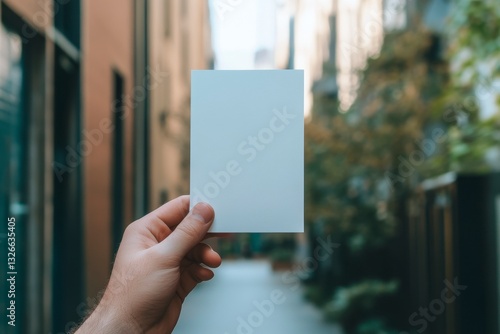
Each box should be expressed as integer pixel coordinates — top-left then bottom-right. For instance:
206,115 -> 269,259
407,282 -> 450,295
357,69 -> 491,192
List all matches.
275,0 -> 335,116
149,0 -> 213,209
83,0 -> 134,297
275,0 -> 385,113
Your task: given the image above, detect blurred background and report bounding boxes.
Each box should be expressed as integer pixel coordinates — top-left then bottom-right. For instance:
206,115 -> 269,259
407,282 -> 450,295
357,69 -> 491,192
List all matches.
0,0 -> 499,333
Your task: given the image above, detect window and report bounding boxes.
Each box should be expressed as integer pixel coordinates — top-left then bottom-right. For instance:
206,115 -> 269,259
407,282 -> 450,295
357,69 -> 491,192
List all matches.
54,0 -> 81,48
111,71 -> 125,256
52,46 -> 83,332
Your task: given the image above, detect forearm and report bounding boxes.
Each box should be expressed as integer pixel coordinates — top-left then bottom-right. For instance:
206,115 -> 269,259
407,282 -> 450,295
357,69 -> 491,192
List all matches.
75,302 -> 140,334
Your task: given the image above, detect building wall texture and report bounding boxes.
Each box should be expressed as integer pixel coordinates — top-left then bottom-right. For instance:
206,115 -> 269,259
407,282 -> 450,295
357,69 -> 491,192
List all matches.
149,0 -> 213,209
1,0 -> 213,332
82,0 -> 134,300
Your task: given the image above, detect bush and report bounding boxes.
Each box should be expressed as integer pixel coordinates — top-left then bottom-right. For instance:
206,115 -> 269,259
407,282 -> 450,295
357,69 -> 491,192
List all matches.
323,280 -> 399,334
355,318 -> 400,334
303,284 -> 331,307
269,248 -> 295,263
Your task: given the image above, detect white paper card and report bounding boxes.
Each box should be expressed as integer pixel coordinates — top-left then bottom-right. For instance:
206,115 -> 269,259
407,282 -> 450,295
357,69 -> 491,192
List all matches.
190,70 -> 304,233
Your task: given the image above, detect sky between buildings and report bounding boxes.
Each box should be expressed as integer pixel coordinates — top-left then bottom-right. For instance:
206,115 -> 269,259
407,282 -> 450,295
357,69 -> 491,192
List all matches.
209,0 -> 406,114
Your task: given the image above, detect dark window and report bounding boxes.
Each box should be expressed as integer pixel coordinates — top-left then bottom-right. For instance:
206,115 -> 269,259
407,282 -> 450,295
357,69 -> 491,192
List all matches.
111,71 -> 125,256
54,0 -> 81,48
52,47 -> 83,332
160,189 -> 169,206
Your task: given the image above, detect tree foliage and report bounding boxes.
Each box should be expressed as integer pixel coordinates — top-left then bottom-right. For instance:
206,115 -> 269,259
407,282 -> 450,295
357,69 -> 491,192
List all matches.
306,27 -> 447,249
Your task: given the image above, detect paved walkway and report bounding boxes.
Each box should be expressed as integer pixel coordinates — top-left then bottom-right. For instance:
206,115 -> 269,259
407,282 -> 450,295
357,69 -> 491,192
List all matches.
174,260 -> 343,334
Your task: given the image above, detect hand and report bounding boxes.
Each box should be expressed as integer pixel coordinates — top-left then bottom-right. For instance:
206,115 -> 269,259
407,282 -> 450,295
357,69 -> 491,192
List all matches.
76,196 -> 221,334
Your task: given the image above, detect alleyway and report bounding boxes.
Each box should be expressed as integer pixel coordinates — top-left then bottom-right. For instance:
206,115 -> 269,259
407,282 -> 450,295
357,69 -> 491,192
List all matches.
174,260 -> 342,334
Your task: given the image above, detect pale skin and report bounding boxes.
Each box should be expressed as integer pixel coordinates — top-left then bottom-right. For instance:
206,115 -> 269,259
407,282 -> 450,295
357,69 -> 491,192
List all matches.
76,196 -> 222,334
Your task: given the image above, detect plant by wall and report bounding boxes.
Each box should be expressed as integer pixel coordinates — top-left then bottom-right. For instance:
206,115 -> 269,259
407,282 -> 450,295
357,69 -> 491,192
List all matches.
305,26 -> 450,333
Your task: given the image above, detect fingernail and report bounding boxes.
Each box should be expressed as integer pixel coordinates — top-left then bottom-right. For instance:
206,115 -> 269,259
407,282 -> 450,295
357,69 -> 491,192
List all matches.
192,202 -> 214,224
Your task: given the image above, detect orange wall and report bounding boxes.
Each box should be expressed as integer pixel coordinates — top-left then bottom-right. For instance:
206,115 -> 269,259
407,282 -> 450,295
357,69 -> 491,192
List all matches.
82,0 -> 134,298
1,0 -> 136,323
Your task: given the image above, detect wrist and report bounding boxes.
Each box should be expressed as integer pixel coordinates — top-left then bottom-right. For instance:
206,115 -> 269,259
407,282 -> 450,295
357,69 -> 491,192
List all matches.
76,300 -> 140,334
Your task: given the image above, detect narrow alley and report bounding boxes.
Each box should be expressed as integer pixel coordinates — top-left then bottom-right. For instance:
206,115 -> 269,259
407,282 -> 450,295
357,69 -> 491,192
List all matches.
174,260 -> 342,334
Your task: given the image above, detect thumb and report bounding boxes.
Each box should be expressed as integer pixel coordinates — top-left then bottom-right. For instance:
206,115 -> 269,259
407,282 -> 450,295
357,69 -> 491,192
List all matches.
158,202 -> 215,261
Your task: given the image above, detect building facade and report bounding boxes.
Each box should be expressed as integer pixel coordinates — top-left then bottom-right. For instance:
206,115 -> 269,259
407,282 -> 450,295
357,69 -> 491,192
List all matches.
0,0 -> 136,332
148,0 -> 213,208
275,0 -> 335,116
0,0 -> 200,332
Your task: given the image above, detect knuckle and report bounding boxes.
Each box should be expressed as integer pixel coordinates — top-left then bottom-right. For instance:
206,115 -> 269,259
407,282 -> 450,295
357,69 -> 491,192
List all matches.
177,222 -> 200,240
123,223 -> 137,237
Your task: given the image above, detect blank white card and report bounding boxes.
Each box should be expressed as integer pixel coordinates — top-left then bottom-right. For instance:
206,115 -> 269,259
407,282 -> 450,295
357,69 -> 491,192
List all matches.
190,70 -> 304,233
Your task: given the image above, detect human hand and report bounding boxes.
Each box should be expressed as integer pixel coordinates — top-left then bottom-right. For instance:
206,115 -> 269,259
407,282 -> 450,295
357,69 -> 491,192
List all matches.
76,196 -> 221,334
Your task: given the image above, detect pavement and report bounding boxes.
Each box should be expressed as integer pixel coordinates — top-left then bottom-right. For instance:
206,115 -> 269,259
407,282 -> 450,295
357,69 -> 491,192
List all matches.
174,260 -> 343,334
